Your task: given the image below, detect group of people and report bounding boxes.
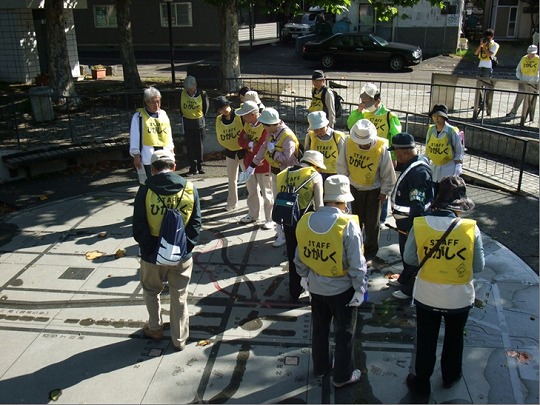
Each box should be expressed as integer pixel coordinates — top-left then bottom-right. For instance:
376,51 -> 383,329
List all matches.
129,73 -> 485,394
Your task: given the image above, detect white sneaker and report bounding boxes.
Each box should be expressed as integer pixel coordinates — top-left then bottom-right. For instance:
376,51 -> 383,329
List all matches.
240,215 -> 256,224
261,221 -> 274,230
392,290 -> 411,300
388,279 -> 401,287
272,235 -> 286,247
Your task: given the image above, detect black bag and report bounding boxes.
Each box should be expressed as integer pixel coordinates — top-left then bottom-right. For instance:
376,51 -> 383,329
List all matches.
320,87 -> 344,118
272,171 -> 317,227
490,55 -> 498,68
152,188 -> 188,266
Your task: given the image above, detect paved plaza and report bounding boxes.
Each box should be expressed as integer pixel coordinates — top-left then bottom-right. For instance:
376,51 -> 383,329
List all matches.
0,175 -> 537,404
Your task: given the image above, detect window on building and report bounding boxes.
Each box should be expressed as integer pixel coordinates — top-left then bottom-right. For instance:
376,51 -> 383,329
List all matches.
94,5 -> 117,28
160,2 -> 193,27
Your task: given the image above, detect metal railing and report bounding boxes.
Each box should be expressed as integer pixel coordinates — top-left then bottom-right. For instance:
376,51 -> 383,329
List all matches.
0,78 -> 538,195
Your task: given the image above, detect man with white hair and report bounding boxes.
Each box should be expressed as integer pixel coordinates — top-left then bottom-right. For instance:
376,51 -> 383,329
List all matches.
337,119 -> 396,265
506,44 -> 539,121
129,87 -> 175,183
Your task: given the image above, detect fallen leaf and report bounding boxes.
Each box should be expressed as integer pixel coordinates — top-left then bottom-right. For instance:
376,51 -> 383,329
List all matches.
49,389 -> 62,401
115,248 -> 126,258
97,231 -> 107,238
85,250 -> 105,260
39,195 -> 48,201
197,339 -> 211,347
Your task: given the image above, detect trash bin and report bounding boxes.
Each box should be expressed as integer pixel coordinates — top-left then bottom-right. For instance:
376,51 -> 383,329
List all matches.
29,86 -> 54,123
186,63 -> 221,89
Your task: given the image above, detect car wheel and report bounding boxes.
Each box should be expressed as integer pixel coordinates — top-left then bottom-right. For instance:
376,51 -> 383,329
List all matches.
321,55 -> 335,69
389,55 -> 405,71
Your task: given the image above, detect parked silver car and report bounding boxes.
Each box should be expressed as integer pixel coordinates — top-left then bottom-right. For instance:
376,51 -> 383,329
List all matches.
281,13 -> 319,43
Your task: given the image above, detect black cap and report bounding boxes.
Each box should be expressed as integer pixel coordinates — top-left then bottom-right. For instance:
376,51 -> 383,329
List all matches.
389,132 -> 416,151
429,104 -> 448,119
214,95 -> 231,112
312,70 -> 326,80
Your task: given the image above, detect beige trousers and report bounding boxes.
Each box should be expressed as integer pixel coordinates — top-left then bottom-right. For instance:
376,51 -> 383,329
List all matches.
140,257 -> 193,349
246,171 -> 274,221
226,156 -> 243,210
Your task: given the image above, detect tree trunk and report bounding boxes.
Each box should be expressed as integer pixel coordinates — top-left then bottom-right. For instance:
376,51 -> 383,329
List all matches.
219,1 -> 242,92
45,0 -> 77,102
116,0 -> 143,90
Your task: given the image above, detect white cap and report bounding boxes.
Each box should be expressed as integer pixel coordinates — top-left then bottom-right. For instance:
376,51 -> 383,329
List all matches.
236,100 -> 259,116
151,149 -> 175,164
323,175 -> 355,203
360,82 -> 379,99
307,111 -> 329,130
184,75 -> 196,89
300,150 -> 326,170
350,119 -> 378,145
527,44 -> 538,54
258,108 -> 280,125
244,90 -> 262,105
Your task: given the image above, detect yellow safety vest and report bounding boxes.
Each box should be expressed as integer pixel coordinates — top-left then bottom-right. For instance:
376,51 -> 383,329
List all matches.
414,217 -> 476,284
276,166 -> 317,210
308,89 -> 324,112
146,182 -> 195,236
308,130 -> 346,174
243,121 -> 265,143
180,90 -> 204,119
296,212 -> 359,277
137,108 -> 172,147
362,110 -> 392,139
520,55 -> 540,77
345,137 -> 387,186
265,128 -> 299,169
478,40 -> 499,62
426,126 -> 453,165
216,113 -> 243,151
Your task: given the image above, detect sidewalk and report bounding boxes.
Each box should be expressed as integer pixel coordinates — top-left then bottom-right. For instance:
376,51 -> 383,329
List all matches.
0,175 -> 537,403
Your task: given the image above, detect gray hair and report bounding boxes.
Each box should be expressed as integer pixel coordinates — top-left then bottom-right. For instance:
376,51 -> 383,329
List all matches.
143,86 -> 161,102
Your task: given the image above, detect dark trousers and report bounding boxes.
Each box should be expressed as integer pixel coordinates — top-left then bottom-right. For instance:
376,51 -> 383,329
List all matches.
350,187 -> 381,259
396,218 -> 418,296
284,225 -> 302,301
415,305 -> 469,385
311,288 -> 356,384
184,126 -> 205,170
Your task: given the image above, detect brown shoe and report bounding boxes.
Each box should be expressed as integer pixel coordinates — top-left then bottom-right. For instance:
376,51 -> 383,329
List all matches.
143,325 -> 164,341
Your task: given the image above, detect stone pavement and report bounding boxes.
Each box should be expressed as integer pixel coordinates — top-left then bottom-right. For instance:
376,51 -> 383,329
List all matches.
0,175 -> 538,404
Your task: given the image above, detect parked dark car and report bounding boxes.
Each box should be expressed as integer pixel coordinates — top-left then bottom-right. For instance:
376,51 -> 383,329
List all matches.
302,33 -> 423,71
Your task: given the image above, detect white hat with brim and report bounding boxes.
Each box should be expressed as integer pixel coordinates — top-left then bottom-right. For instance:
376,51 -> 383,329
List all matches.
350,119 -> 378,145
307,111 -> 329,130
258,108 -> 280,125
184,75 -> 197,89
360,82 -> 379,99
244,91 -> 262,105
528,44 -> 538,54
236,101 -> 259,116
151,149 -> 175,164
300,150 -> 327,170
323,175 -> 354,203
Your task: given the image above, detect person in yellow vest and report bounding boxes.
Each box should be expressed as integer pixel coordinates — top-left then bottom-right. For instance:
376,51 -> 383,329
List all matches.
129,87 -> 174,184
506,44 -> 539,121
473,28 -> 499,117
308,70 -> 336,128
243,90 -> 266,112
402,176 -> 484,396
214,96 -> 246,211
304,111 -> 346,181
276,150 -> 325,302
337,119 -> 396,265
425,104 -> 464,196
246,108 -> 300,247
180,76 -> 209,176
133,150 -> 202,352
346,82 -> 402,223
294,174 -> 368,387
236,101 -> 274,229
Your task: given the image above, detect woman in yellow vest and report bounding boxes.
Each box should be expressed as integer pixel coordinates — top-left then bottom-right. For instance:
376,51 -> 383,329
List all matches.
180,76 -> 209,176
402,176 -> 484,396
426,104 -> 464,196
506,44 -> 539,120
214,96 -> 246,211
294,175 -> 368,388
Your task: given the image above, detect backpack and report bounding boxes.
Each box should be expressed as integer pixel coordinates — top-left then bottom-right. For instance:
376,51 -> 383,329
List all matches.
272,170 -> 317,227
321,87 -> 344,118
152,188 -> 188,266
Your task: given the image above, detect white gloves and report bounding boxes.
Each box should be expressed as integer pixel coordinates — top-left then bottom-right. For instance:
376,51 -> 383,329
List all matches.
454,163 -> 463,176
238,166 -> 254,184
246,166 -> 255,175
300,277 -> 309,292
347,291 -> 365,307
267,142 -> 275,153
248,141 -> 254,149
